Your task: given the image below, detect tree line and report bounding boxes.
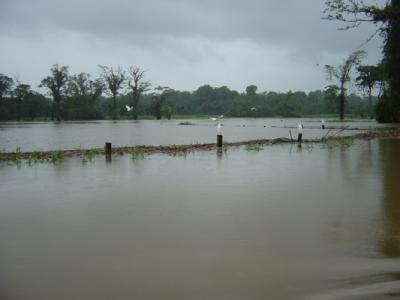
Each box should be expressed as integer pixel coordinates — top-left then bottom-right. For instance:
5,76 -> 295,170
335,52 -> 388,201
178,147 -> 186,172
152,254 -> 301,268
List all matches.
0,64 -> 377,121
0,63 -> 378,121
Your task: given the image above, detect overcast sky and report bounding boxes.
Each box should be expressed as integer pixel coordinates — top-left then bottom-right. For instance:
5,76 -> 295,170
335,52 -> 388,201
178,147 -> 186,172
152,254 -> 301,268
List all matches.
0,0 -> 383,93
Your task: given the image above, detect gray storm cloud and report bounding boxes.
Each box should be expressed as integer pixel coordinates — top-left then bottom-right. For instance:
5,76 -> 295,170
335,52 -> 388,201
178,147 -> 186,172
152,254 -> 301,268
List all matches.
0,0 -> 383,92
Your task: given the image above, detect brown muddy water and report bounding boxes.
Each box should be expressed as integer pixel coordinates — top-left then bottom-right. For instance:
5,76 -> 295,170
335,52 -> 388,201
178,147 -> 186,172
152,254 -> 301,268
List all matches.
1,118 -> 396,152
0,139 -> 399,300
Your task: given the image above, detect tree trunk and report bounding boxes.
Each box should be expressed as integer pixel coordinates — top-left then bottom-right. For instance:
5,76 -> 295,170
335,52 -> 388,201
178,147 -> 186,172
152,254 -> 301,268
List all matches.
17,100 -> 21,121
390,0 -> 400,121
54,97 -> 61,121
132,94 -> 139,120
112,95 -> 117,120
368,90 -> 373,120
378,0 -> 400,122
339,91 -> 345,120
56,101 -> 61,121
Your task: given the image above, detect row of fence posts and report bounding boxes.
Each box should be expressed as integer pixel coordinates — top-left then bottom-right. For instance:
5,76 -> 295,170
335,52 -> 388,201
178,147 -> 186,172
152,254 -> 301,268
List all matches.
297,120 -> 325,142
103,119 -> 326,157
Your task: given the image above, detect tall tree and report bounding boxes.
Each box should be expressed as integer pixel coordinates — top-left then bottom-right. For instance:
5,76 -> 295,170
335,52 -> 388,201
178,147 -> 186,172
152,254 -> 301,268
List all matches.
68,72 -> 90,97
323,0 -> 400,122
245,85 -> 258,97
39,64 -> 69,121
99,66 -> 125,119
69,73 -> 103,99
127,67 -> 151,120
68,73 -> 104,119
13,82 -> 31,120
0,74 -> 14,101
150,86 -> 174,120
356,65 -> 381,119
325,50 -> 365,120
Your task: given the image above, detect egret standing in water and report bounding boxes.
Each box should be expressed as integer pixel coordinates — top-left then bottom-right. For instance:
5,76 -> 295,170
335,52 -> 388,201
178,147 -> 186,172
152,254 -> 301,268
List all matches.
298,122 -> 303,142
321,119 -> 325,129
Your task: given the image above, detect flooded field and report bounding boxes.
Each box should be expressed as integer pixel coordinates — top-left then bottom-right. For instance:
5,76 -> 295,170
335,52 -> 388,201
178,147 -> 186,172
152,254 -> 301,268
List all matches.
0,118 -> 396,152
0,138 -> 399,299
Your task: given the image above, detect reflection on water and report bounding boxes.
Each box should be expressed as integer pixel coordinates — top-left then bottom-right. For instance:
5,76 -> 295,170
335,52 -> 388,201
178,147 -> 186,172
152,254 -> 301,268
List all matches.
379,140 -> 400,258
0,140 -> 399,299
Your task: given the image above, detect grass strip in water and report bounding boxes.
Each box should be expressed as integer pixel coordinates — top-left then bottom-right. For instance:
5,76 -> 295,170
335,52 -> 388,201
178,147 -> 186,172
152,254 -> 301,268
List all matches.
1,128 -> 400,164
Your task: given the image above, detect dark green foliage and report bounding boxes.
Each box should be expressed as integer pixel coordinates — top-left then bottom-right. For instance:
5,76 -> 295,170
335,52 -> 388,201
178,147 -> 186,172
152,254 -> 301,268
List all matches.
0,74 -> 14,101
39,64 -> 69,121
375,91 -> 400,123
356,65 -> 382,119
0,91 -> 51,121
127,67 -> 150,120
379,0 -> 400,122
99,66 -> 125,119
0,70 -> 375,121
65,73 -> 104,120
245,85 -> 258,97
149,87 -> 175,120
13,83 -> 31,120
324,0 -> 400,122
325,51 -> 366,120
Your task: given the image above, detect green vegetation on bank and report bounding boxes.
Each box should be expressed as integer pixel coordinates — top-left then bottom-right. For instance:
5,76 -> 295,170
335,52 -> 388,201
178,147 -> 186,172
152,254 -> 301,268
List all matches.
0,74 -> 377,121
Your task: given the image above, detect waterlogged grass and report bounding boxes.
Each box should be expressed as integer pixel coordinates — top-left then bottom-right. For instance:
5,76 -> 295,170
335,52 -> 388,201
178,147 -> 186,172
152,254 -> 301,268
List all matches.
130,148 -> 146,160
321,138 -> 354,150
245,144 -> 264,152
167,151 -> 189,158
0,134 -> 361,168
50,151 -> 64,164
27,154 -> 48,166
81,150 -> 96,165
0,148 -> 65,166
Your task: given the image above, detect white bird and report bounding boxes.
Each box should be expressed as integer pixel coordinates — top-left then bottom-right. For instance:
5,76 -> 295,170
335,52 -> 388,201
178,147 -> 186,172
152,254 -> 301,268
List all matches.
298,122 -> 303,134
217,123 -> 222,134
209,115 -> 224,121
125,105 -> 134,112
250,107 -> 257,111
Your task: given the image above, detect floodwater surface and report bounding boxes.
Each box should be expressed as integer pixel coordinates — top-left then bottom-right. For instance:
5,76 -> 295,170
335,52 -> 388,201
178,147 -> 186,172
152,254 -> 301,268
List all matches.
0,139 -> 399,299
0,118 -> 396,152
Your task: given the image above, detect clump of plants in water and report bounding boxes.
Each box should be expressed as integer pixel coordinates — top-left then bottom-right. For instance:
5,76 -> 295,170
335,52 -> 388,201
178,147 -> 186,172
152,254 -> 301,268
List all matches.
81,150 -> 96,165
0,148 -> 66,166
131,148 -> 146,160
26,153 -> 47,166
49,151 -> 64,164
166,150 -> 188,158
245,143 -> 264,152
0,147 -> 23,166
321,138 -> 354,150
